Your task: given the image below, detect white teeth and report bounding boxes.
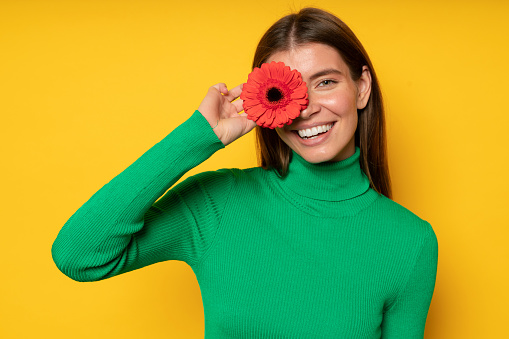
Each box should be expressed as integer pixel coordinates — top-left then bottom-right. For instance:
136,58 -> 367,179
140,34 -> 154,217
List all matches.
297,123 -> 333,139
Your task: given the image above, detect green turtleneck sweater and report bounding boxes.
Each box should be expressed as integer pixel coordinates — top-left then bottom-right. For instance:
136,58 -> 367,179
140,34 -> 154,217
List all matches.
52,110 -> 438,338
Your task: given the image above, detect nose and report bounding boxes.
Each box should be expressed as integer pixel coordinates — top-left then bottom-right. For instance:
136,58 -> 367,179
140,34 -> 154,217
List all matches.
299,94 -> 320,119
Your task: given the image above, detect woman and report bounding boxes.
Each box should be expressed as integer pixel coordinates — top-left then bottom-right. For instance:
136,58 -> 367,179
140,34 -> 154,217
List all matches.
52,7 -> 438,338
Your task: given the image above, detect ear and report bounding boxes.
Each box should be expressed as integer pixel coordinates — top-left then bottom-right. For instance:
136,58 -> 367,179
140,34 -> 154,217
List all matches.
356,65 -> 372,110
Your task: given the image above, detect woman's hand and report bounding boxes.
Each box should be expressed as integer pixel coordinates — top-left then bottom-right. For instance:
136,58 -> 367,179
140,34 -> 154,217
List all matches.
197,83 -> 257,146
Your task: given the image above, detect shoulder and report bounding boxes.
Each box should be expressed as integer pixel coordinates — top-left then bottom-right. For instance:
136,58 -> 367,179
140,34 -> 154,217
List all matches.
368,191 -> 437,246
157,167 -> 267,212
164,167 -> 270,211
188,166 -> 268,181
178,166 -> 269,192
371,192 -> 431,227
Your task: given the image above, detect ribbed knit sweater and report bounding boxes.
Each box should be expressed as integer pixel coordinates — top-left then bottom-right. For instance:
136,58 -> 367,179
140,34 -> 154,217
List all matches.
52,110 -> 438,338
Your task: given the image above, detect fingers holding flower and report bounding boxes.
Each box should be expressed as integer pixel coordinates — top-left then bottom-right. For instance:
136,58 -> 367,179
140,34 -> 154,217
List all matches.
197,82 -> 256,146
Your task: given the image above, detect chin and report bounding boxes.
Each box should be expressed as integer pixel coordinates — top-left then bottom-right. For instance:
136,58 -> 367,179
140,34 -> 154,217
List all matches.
295,150 -> 338,164
294,144 -> 355,164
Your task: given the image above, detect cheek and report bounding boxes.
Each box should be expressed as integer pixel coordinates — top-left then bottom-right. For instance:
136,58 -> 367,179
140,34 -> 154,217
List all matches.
319,91 -> 358,118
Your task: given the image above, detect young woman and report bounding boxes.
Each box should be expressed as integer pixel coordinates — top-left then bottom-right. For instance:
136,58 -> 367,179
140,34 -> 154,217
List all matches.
52,7 -> 438,338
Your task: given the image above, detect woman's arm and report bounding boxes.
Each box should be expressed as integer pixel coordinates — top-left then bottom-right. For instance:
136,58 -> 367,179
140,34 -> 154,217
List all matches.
52,111 -> 231,281
51,83 -> 256,282
381,224 -> 439,338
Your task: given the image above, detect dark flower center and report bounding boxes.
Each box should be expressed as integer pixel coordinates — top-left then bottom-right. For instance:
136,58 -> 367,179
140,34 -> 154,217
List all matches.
266,87 -> 283,103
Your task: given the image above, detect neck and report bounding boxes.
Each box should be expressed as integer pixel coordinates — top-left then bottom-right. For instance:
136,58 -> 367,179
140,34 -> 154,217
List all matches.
277,146 -> 370,201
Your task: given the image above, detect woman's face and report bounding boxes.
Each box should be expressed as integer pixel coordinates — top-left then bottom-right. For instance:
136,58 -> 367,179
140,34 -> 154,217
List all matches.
266,43 -> 372,163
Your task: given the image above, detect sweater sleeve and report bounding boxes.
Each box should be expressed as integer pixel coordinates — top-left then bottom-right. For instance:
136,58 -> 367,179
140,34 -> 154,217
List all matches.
381,223 -> 439,338
51,110 -> 233,282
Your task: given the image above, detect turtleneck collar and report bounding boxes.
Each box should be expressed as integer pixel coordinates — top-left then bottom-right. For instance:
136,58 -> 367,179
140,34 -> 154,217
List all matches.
276,146 -> 370,202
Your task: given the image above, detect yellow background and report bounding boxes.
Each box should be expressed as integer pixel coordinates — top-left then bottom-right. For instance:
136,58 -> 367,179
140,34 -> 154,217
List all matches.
1,0 -> 508,338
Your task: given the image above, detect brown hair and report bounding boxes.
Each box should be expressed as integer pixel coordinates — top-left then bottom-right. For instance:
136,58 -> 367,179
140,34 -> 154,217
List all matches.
252,7 -> 392,199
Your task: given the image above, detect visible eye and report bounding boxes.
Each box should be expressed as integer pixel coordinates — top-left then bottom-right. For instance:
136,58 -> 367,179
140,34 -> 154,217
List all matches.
317,79 -> 336,87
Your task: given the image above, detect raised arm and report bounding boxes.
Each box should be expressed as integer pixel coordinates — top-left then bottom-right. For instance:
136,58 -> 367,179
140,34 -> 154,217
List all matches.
51,83 -> 256,282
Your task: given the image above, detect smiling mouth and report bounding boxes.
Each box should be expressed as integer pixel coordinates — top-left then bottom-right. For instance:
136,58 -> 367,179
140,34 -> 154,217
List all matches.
293,122 -> 335,139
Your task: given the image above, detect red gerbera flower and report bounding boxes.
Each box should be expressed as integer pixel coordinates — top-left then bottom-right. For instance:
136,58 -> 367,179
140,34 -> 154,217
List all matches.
240,61 -> 308,129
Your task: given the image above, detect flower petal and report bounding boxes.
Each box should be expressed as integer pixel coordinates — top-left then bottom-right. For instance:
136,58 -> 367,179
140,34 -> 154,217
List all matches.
240,60 -> 308,128
290,85 -> 308,99
273,109 -> 288,128
247,103 -> 267,118
242,82 -> 259,93
285,101 -> 302,119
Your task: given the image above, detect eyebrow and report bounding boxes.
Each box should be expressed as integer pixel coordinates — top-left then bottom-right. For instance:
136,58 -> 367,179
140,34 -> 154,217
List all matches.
308,68 -> 343,81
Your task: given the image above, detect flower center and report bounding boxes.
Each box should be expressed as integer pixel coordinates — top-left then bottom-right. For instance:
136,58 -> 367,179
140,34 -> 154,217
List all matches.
266,87 -> 283,103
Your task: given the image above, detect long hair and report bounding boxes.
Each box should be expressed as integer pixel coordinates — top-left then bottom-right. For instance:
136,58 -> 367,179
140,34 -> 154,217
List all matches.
252,7 -> 392,199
